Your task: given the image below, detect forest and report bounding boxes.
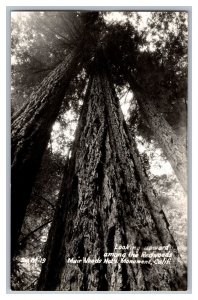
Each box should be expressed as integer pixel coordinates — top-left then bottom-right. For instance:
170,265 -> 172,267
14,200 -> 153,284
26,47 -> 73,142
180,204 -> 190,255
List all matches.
11,10 -> 188,291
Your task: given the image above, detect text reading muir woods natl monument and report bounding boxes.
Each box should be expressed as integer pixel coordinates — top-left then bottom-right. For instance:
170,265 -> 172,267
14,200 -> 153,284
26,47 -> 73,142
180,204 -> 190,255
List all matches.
67,244 -> 174,265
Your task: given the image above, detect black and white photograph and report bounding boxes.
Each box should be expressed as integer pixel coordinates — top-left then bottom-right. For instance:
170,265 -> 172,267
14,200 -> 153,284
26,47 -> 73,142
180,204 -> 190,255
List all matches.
10,9 -> 188,292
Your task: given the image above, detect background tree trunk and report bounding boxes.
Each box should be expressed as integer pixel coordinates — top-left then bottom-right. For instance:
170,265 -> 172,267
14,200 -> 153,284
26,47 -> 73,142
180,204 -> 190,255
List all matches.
128,73 -> 187,192
11,49 -> 80,258
37,63 -> 187,291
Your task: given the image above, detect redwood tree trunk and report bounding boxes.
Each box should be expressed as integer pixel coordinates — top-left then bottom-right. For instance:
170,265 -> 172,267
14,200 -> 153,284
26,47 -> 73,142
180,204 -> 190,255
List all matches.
128,74 -> 187,192
37,66 -> 187,291
11,49 -> 80,257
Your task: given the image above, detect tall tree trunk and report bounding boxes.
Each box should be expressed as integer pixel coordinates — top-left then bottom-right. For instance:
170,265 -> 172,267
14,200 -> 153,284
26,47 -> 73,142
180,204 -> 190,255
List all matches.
11,12 -> 101,258
37,61 -> 187,291
127,73 -> 187,192
11,49 -> 81,258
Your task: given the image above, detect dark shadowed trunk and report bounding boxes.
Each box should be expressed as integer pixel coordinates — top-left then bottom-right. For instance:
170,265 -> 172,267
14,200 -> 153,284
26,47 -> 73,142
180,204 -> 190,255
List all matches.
127,73 -> 187,192
37,56 -> 187,291
11,12 -> 101,258
11,49 -> 81,258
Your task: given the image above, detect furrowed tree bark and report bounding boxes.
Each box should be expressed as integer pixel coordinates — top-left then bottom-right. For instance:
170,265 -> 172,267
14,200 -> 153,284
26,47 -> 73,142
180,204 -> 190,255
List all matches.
37,58 -> 187,291
11,12 -> 101,258
11,49 -> 81,258
127,73 -> 187,192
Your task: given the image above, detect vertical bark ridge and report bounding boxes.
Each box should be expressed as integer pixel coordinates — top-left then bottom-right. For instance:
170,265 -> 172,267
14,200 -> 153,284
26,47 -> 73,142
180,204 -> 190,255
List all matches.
11,49 -> 81,258
38,67 -> 187,291
100,74 -> 187,290
37,75 -> 108,291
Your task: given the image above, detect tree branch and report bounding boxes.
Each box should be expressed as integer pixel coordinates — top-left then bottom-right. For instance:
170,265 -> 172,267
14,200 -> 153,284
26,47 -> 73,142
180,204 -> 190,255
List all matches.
23,278 -> 38,291
18,219 -> 52,247
33,192 -> 55,210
